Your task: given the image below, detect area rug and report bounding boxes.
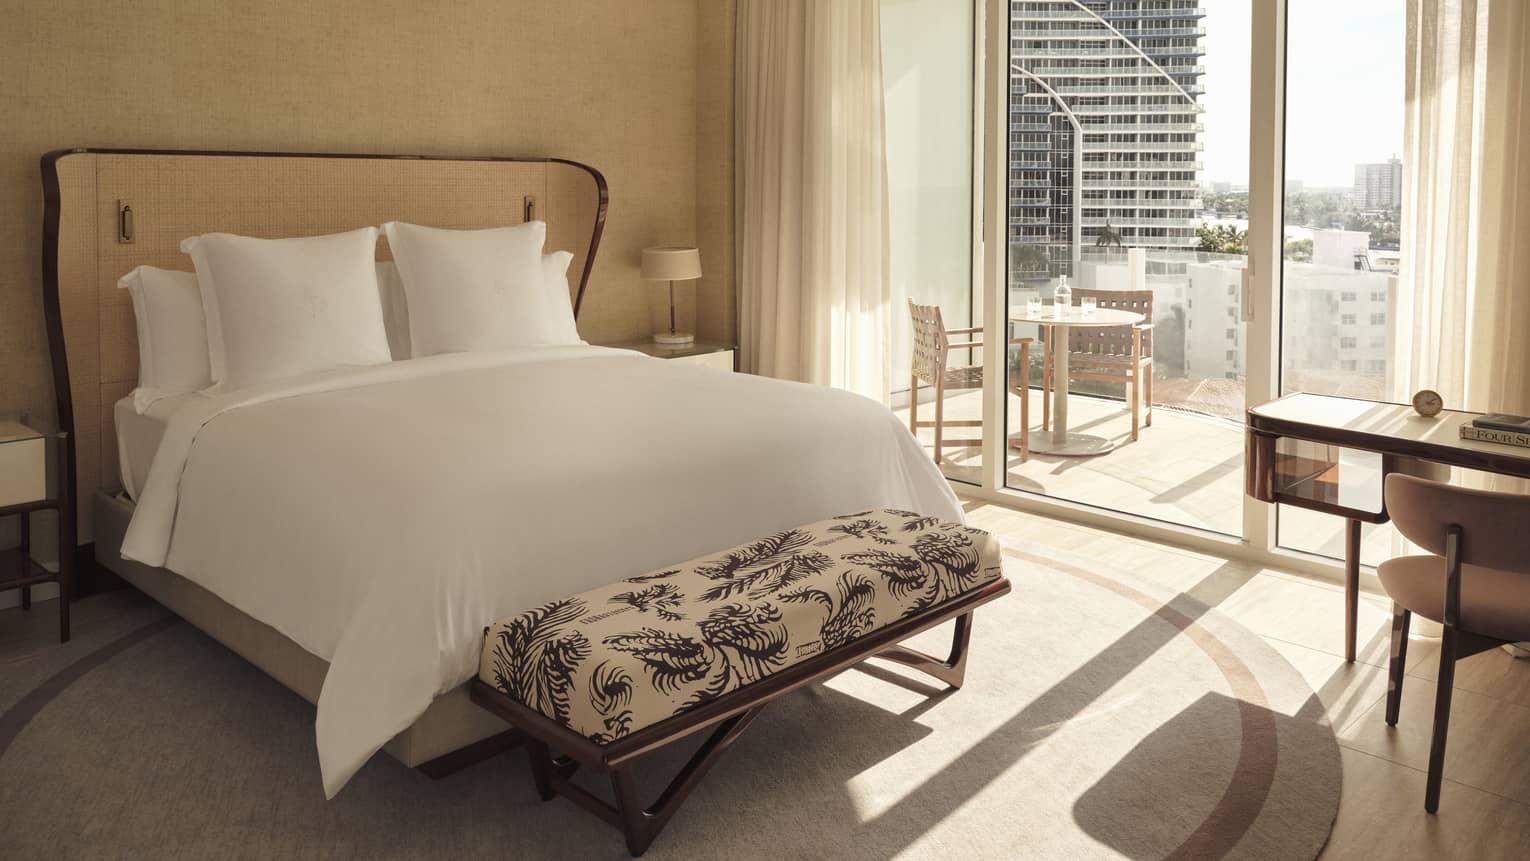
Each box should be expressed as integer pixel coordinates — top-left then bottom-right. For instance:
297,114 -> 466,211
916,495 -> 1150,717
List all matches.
0,542 -> 1339,860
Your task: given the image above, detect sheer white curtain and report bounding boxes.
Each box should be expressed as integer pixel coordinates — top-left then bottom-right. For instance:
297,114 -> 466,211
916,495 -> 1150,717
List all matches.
1394,0 -> 1530,451
735,0 -> 891,402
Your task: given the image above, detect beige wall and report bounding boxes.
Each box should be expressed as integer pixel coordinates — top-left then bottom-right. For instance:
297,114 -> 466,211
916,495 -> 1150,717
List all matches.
0,0 -> 735,568
0,0 -> 736,431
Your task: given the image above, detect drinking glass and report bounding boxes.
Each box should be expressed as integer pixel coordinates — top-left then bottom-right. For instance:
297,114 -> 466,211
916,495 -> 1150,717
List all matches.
1081,296 -> 1097,317
1026,296 -> 1043,319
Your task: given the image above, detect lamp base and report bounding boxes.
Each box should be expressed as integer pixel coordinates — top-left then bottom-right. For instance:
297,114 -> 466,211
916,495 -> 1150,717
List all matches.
653,332 -> 695,346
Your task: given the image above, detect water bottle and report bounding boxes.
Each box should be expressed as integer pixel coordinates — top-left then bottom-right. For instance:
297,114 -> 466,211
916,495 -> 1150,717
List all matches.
1053,275 -> 1072,317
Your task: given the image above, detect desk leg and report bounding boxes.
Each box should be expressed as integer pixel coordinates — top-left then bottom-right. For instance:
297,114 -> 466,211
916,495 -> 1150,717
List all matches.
1344,518 -> 1361,663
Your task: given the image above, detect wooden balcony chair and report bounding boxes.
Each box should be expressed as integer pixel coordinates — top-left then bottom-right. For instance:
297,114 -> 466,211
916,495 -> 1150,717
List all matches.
908,300 -> 1032,464
1379,474 -> 1530,813
1041,288 -> 1155,441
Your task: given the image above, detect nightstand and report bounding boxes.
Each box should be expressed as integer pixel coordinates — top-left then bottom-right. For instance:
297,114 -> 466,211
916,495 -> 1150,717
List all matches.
617,341 -> 737,372
0,421 -> 72,642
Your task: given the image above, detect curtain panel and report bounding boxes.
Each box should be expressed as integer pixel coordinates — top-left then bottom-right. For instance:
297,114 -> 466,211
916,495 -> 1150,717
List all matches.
1395,0 -> 1530,431
735,0 -> 891,402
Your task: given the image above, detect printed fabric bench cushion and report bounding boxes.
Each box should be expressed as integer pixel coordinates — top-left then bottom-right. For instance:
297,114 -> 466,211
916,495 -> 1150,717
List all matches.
478,509 -> 1003,744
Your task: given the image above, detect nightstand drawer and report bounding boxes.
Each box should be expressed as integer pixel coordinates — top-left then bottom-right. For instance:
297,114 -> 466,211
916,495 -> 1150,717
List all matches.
0,425 -> 47,508
670,349 -> 735,372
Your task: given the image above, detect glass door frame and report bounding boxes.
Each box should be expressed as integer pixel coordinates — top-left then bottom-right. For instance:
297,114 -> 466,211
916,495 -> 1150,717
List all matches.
964,0 -> 1347,583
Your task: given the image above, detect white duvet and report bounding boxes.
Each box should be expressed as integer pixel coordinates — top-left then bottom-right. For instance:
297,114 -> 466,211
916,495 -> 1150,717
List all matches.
121,345 -> 961,797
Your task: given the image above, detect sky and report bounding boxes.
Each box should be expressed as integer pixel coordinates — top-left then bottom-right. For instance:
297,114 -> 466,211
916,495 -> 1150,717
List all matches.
1199,0 -> 1406,188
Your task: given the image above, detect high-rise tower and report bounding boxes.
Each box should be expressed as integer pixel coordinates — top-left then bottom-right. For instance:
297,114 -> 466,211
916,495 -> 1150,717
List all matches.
1009,1 -> 1207,280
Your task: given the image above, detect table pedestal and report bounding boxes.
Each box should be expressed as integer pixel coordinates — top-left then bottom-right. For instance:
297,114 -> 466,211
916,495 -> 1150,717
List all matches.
1027,323 -> 1118,456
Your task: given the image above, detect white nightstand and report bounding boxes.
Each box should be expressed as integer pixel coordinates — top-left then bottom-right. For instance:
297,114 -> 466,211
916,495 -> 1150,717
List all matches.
0,421 -> 72,642
616,341 -> 736,372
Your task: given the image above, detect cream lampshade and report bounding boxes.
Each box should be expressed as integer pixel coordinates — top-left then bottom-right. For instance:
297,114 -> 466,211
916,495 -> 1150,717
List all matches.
641,246 -> 702,346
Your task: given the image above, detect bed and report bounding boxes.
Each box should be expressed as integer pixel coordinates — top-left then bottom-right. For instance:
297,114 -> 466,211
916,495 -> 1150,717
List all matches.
41,149 -> 963,798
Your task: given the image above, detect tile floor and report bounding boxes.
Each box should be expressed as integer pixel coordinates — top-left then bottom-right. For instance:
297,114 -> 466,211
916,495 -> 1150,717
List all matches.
962,496 -> 1530,860
4,499 -> 1526,858
897,387 -> 1402,566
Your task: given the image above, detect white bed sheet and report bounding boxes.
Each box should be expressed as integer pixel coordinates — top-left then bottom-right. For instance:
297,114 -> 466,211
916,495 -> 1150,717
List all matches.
120,345 -> 962,797
114,392 -> 198,500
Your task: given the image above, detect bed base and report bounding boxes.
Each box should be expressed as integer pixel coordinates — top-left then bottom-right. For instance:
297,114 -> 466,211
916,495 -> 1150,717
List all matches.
470,579 -> 1008,857
92,490 -> 518,777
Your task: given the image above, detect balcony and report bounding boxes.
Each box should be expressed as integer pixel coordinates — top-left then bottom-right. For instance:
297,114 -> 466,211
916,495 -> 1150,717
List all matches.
1078,121 -> 1204,133
1014,44 -> 1207,59
1049,82 -> 1207,96
1080,216 -> 1202,227
894,384 -> 1390,564
1082,140 -> 1204,151
1015,26 -> 1206,39
1070,104 -> 1204,116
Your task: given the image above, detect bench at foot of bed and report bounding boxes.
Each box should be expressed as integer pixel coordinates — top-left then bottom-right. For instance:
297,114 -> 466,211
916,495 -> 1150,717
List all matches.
470,508 -> 1010,857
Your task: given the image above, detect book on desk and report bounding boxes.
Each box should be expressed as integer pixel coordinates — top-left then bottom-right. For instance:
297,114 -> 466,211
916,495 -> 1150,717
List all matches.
1461,413 -> 1530,448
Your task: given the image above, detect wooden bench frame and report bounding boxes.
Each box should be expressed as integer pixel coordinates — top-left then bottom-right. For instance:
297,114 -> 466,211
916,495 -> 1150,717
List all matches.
470,576 -> 1011,856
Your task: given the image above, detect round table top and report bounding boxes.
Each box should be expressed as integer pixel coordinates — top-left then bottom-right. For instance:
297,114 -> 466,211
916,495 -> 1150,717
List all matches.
1009,306 -> 1144,327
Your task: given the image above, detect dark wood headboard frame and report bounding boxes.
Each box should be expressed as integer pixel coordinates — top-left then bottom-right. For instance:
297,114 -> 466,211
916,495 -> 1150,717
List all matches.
38,147 -> 609,557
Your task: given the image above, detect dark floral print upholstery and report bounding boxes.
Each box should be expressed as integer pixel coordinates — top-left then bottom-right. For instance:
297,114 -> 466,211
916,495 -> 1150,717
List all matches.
478,509 -> 1003,744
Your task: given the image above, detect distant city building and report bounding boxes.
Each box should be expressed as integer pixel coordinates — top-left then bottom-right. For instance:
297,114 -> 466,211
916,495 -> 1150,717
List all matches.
1352,157 -> 1403,209
1009,0 -> 1207,279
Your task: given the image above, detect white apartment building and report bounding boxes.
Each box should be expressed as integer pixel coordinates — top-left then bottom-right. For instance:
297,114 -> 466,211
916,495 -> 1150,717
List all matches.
1352,157 -> 1403,209
1009,0 -> 1207,280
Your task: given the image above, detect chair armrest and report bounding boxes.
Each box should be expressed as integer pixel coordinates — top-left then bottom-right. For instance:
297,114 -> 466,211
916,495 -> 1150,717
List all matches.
947,341 -> 983,350
1134,323 -> 1155,331
1007,337 -> 1033,345
945,327 -> 983,336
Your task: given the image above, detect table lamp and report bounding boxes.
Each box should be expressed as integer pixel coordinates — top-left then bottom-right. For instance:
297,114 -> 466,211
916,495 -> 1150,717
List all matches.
641,246 -> 702,346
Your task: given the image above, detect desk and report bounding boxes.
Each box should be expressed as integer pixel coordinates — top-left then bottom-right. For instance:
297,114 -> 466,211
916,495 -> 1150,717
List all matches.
1010,306 -> 1143,456
1246,393 -> 1530,661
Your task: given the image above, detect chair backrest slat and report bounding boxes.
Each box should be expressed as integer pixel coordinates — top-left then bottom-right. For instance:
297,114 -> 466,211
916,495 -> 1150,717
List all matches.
908,300 -> 949,386
1385,474 -> 1530,572
1067,288 -> 1153,357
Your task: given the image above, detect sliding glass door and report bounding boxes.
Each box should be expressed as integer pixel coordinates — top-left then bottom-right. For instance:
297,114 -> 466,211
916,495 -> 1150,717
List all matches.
997,0 -> 1252,537
1275,0 -> 1405,566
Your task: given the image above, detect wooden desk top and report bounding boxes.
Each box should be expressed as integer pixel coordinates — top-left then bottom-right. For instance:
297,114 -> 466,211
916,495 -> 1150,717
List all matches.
1248,393 -> 1530,479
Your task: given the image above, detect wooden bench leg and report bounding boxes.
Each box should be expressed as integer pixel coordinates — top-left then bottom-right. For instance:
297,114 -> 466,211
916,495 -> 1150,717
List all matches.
873,612 -> 974,689
538,705 -> 767,857
527,739 -> 556,801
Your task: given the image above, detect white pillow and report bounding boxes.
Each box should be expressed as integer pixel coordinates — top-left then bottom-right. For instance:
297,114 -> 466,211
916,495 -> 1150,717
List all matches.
538,250 -> 582,345
181,227 -> 391,390
375,261 -> 412,361
376,254 -> 580,360
117,266 -> 212,409
382,221 -> 580,356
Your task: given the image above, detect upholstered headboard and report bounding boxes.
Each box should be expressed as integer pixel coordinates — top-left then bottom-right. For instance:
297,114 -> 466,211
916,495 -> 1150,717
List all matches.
40,148 -> 608,541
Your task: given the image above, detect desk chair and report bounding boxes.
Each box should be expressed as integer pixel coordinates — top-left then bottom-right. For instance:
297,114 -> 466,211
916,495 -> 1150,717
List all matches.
1380,473 -> 1530,812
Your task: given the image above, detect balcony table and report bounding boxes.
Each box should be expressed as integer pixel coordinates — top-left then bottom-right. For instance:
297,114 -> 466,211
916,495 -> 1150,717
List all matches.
1010,305 -> 1144,456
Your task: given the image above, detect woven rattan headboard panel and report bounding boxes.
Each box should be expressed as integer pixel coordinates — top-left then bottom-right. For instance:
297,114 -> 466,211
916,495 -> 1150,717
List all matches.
40,148 -> 608,542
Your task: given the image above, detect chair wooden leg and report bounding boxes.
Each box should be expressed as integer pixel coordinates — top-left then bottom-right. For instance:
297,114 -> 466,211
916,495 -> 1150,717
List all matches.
1129,330 -> 1141,442
1144,359 -> 1153,427
932,377 -> 945,465
1385,604 -> 1410,726
908,373 -> 919,438
1130,371 -> 1140,441
1425,623 -> 1459,813
1019,341 -> 1030,462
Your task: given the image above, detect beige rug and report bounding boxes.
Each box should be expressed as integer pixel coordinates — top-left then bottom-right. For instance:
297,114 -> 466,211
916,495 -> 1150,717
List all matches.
0,541 -> 1339,859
